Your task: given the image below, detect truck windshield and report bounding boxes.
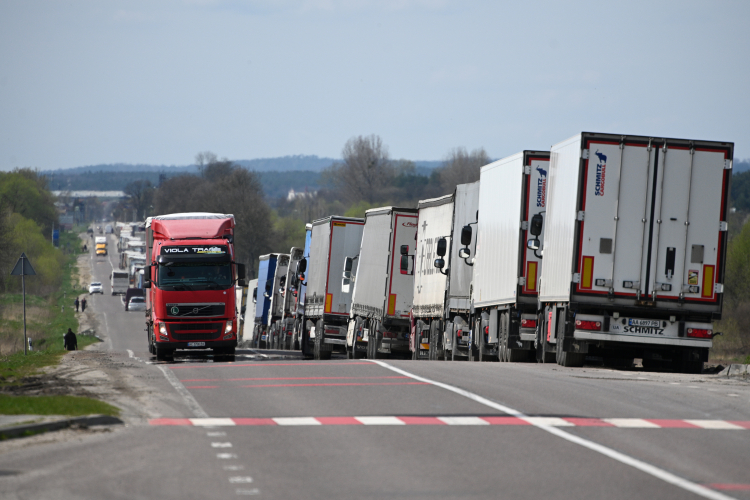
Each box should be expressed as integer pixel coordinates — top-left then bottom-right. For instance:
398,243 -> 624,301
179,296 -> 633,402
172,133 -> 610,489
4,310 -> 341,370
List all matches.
158,262 -> 232,291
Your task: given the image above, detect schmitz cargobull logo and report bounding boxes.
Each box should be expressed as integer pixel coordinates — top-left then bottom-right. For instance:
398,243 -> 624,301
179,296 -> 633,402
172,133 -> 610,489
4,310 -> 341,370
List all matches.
535,166 -> 547,208
594,150 -> 607,196
402,221 -> 417,227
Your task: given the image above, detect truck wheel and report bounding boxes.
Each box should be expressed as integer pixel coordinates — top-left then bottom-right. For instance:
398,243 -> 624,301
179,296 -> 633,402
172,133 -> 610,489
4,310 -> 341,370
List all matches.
155,346 -> 172,361
429,321 -> 440,361
505,313 -> 528,362
314,320 -> 331,360
674,350 -> 704,374
556,309 -> 584,368
301,321 -> 313,360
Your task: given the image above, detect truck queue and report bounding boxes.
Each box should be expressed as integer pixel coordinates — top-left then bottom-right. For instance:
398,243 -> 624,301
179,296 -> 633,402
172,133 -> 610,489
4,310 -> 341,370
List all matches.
251,131 -> 734,374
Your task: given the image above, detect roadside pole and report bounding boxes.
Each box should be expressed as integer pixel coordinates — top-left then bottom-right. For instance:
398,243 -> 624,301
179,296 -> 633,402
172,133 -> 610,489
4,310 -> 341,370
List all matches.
11,253 -> 36,356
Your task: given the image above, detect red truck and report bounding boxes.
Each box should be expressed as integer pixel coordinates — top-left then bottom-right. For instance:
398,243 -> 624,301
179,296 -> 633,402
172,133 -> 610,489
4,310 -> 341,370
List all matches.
144,213 -> 247,361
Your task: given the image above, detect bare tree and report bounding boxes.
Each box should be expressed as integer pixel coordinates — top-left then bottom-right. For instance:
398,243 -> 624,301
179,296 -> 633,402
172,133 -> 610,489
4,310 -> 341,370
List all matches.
323,135 -> 395,204
437,147 -> 491,193
124,180 -> 155,220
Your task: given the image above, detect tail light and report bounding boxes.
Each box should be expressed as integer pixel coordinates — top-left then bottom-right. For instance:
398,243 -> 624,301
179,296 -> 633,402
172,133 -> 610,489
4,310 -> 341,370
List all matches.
521,319 -> 537,328
382,331 -> 396,339
456,329 -> 462,338
575,320 -> 602,331
686,328 -> 711,339
484,326 -> 489,334
325,328 -> 341,335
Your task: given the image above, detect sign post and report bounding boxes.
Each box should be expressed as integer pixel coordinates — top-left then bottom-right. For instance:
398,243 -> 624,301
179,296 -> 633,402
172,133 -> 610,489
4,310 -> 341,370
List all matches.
10,253 -> 36,355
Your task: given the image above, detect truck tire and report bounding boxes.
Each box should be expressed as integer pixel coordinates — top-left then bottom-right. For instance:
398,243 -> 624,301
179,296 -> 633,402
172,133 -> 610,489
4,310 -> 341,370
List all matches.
556,309 -> 584,368
314,320 -> 331,360
674,350 -> 704,374
155,345 -> 172,361
301,321 -> 313,360
429,321 -> 440,361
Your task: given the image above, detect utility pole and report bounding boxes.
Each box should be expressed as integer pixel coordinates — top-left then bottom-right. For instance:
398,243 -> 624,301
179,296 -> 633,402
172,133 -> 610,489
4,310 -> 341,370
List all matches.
11,253 -> 36,355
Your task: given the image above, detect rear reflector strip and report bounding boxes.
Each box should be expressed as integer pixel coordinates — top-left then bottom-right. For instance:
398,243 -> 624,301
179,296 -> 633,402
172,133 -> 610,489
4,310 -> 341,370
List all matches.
686,328 -> 712,339
521,319 -> 537,328
575,320 -> 602,331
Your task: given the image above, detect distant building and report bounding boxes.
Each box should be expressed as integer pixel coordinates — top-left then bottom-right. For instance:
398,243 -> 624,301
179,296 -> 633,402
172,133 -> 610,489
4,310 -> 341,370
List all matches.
287,188 -> 317,201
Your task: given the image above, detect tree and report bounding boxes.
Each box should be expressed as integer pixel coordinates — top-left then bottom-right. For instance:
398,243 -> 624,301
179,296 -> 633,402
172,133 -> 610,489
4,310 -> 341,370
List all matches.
323,135 -> 395,204
437,147 -> 491,193
123,180 -> 155,220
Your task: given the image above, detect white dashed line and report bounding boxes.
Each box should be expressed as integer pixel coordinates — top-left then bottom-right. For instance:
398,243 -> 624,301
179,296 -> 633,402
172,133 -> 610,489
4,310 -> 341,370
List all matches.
229,477 -> 254,484
156,365 -> 209,418
604,418 -> 660,429
685,420 -> 743,430
368,359 -> 738,500
273,417 -> 321,426
437,416 -> 489,426
727,394 -> 739,397
523,417 -> 574,427
356,416 -> 405,426
192,418 -> 235,427
216,453 -> 238,459
211,442 -> 233,448
223,465 -> 245,471
207,431 -> 227,437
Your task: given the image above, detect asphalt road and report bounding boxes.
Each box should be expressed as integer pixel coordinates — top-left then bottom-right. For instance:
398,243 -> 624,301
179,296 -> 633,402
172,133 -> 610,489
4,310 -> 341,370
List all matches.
1,233 -> 749,499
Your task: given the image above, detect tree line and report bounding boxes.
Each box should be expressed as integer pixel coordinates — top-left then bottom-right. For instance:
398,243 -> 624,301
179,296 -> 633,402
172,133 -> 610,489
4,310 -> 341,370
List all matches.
0,169 -> 65,294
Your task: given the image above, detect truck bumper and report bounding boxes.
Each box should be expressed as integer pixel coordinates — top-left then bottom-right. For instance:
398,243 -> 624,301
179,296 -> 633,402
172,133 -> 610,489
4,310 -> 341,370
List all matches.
573,331 -> 712,349
155,339 -> 238,350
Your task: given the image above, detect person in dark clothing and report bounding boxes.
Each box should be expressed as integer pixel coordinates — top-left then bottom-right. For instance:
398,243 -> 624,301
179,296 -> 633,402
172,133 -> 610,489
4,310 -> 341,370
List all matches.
64,328 -> 77,351
74,297 -> 80,312
81,297 -> 87,312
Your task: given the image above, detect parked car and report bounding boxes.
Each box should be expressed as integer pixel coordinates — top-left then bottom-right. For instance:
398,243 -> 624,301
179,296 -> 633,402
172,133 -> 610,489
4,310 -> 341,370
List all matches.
88,282 -> 103,294
127,296 -> 146,312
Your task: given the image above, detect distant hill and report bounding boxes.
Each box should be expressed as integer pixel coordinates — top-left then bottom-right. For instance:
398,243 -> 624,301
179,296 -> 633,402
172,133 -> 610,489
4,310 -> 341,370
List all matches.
734,159 -> 750,174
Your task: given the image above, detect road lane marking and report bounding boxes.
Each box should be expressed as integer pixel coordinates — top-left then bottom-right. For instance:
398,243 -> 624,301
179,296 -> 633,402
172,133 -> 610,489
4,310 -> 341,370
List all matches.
168,361 -> 373,369
273,417 -> 321,426
181,376 -> 410,382
216,453 -> 238,459
356,416 -> 405,425
709,485 -> 750,491
193,418 -> 235,427
229,477 -> 253,484
367,360 -> 740,500
150,417 -> 750,429
156,365 -> 210,418
604,418 -> 661,428
207,431 -> 226,437
685,420 -> 743,430
223,465 -> 245,471
236,489 -> 260,496
211,442 -> 233,448
236,381 -> 428,388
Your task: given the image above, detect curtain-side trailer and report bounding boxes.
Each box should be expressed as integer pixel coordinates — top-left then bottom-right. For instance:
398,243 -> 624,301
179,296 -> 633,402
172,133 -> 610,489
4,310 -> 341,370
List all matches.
253,254 -> 278,349
274,247 -> 304,350
410,181 -> 480,360
537,132 -> 732,372
346,207 -> 418,359
303,216 -> 365,360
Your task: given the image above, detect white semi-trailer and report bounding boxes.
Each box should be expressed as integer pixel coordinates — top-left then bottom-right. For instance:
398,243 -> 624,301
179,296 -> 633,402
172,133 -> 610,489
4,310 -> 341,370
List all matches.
346,206 -> 418,359
265,254 -> 290,349
303,216 -> 365,359
537,132 -> 732,371
409,182 -> 479,360
274,247 -> 304,350
110,271 -> 130,295
458,151 -> 551,362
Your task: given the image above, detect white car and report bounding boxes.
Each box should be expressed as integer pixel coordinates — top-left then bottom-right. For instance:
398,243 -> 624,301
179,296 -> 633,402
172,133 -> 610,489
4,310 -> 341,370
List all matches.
127,296 -> 146,312
88,282 -> 103,294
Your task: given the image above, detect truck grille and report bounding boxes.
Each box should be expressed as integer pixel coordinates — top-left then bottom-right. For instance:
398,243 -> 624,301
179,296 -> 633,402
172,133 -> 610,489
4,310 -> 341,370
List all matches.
166,303 -> 225,317
169,322 -> 223,341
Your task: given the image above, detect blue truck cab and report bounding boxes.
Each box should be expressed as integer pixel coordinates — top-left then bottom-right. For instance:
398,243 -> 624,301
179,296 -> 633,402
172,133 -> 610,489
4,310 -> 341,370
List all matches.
254,254 -> 278,348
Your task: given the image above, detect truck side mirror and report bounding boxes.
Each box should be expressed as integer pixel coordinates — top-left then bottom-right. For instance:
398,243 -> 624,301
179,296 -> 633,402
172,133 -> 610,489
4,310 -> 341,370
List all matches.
461,225 -> 472,246
143,281 -> 151,289
297,258 -> 307,273
527,238 -> 540,250
436,238 -> 447,257
237,263 -> 246,280
530,213 -> 543,237
458,248 -> 470,259
252,287 -> 257,303
400,255 -> 409,274
344,256 -> 353,273
238,279 -> 247,287
400,245 -> 409,256
342,277 -> 351,294
434,258 -> 445,269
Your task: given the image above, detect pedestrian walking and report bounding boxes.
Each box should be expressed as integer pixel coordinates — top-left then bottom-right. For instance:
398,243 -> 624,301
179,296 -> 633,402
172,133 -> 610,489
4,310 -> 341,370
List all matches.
63,328 -> 77,351
74,297 -> 80,312
81,297 -> 87,313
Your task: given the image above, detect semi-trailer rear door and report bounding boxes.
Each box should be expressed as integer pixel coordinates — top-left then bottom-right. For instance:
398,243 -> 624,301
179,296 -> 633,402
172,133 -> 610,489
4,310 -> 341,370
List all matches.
574,136 -> 731,308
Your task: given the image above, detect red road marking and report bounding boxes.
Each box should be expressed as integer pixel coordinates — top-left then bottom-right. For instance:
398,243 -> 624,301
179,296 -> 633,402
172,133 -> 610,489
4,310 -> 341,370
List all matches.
398,416 -> 445,425
150,418 -> 192,426
482,417 -> 532,425
562,418 -> 613,427
185,385 -> 219,389
180,376 -> 409,383
238,382 -> 429,388
232,418 -> 276,426
169,362 -> 373,370
708,484 -> 750,491
316,417 -> 362,425
646,419 -> 701,428
729,420 -> 750,429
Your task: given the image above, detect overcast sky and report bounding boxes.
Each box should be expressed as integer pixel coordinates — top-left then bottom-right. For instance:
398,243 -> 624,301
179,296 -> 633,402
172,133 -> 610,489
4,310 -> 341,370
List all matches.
1,0 -> 748,171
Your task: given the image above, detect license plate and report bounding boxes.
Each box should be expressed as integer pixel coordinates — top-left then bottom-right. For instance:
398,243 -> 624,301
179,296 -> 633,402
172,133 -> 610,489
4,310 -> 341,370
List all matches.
628,319 -> 660,328
187,342 -> 206,347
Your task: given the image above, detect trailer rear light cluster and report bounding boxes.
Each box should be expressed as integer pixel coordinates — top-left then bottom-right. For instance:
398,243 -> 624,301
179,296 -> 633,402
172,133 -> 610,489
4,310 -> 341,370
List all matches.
521,319 -> 537,328
456,329 -> 462,338
325,328 -> 341,335
686,328 -> 712,339
575,320 -> 602,331
382,331 -> 396,339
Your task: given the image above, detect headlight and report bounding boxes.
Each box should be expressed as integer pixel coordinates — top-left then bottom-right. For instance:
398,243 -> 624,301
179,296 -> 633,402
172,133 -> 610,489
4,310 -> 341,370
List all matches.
159,323 -> 168,335
225,321 -> 233,334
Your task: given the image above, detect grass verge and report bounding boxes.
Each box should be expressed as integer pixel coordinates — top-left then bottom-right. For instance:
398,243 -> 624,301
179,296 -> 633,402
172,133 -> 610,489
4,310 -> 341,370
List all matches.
0,394 -> 119,417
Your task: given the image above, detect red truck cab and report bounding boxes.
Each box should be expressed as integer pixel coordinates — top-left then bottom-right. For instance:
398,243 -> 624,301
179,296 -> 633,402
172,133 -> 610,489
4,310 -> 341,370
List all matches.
145,213 -> 246,360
